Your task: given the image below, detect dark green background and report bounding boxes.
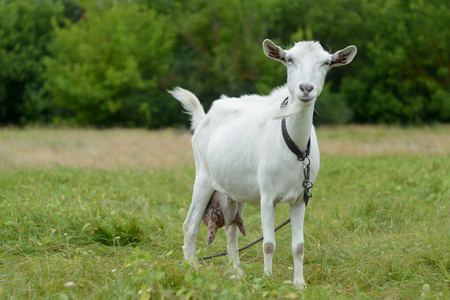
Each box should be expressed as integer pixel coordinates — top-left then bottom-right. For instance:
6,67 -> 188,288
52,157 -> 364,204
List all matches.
0,0 -> 448,127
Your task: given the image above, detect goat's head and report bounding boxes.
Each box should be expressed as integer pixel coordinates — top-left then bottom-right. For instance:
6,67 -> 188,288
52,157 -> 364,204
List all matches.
263,39 -> 357,115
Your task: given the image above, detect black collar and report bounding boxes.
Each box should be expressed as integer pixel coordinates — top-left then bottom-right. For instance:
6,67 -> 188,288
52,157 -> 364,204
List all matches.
280,97 -> 316,161
281,118 -> 310,161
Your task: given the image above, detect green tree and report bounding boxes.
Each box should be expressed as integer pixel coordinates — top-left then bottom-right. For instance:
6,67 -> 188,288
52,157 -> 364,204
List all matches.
301,0 -> 449,124
170,0 -> 284,108
43,2 -> 176,127
357,0 -> 450,123
0,0 -> 64,124
169,0 -> 358,124
2,0 -> 447,127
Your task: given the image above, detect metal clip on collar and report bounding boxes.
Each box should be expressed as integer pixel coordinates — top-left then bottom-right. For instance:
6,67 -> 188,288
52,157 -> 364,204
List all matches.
302,157 -> 313,204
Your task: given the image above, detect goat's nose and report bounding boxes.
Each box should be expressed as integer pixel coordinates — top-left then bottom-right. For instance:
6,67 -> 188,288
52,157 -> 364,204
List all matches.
300,84 -> 314,95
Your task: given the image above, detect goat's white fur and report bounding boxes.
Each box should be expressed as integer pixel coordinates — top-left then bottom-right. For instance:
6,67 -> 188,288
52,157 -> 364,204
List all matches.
169,39 -> 357,289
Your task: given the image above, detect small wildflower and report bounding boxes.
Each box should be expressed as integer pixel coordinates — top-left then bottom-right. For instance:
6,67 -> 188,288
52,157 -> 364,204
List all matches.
64,281 -> 76,287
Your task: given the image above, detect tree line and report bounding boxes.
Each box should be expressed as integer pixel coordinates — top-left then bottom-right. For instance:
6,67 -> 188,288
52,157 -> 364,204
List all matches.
0,0 -> 448,127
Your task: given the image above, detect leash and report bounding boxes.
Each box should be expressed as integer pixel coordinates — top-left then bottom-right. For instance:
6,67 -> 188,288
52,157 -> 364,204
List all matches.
197,218 -> 291,261
195,97 -> 315,262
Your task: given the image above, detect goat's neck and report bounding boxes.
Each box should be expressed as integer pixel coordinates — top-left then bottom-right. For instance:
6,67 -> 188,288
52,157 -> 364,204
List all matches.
284,98 -> 315,151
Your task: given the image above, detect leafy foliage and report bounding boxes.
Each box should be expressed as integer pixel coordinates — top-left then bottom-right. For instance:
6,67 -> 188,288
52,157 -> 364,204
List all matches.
0,0 -> 64,124
43,3 -> 176,127
338,0 -> 450,124
0,0 -> 448,126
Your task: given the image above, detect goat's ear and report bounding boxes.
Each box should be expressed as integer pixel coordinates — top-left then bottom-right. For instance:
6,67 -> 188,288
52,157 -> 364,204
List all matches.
330,45 -> 357,67
263,39 -> 287,64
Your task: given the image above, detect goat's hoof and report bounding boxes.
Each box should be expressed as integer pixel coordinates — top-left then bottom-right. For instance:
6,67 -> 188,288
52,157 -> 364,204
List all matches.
229,273 -> 243,280
229,268 -> 244,280
263,269 -> 273,278
293,279 -> 307,290
181,258 -> 200,270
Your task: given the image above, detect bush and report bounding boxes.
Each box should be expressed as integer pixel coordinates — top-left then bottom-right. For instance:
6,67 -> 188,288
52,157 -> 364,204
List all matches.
0,0 -> 64,125
43,3 -> 176,127
307,0 -> 449,124
315,84 -> 353,125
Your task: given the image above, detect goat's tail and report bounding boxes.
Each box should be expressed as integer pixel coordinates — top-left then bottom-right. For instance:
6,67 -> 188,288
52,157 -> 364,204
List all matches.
168,87 -> 206,130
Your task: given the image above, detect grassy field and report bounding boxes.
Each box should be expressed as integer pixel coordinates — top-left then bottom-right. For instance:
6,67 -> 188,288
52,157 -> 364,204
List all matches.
0,126 -> 449,299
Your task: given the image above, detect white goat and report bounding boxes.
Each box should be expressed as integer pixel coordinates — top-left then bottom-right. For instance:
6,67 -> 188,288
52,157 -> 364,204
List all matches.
169,39 -> 357,289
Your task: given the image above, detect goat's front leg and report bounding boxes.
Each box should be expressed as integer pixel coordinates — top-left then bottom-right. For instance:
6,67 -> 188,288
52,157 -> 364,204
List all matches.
261,197 -> 276,276
183,173 -> 214,261
290,201 -> 306,290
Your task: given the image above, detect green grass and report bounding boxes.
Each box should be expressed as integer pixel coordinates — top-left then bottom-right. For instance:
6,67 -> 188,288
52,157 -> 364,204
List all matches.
0,128 -> 449,299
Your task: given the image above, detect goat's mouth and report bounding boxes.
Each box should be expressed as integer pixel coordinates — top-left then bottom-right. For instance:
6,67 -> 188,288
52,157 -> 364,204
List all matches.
300,98 -> 313,103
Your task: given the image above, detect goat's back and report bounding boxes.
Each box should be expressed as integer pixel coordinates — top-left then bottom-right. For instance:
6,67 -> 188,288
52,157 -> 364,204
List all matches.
206,85 -> 289,127
192,85 -> 302,203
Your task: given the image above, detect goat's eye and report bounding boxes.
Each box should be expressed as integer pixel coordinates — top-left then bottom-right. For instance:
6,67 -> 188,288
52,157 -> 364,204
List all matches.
322,61 -> 330,67
286,58 -> 294,63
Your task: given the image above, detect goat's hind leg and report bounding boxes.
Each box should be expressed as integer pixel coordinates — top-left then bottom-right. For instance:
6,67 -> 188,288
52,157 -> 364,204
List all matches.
183,173 -> 214,261
225,202 -> 246,278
